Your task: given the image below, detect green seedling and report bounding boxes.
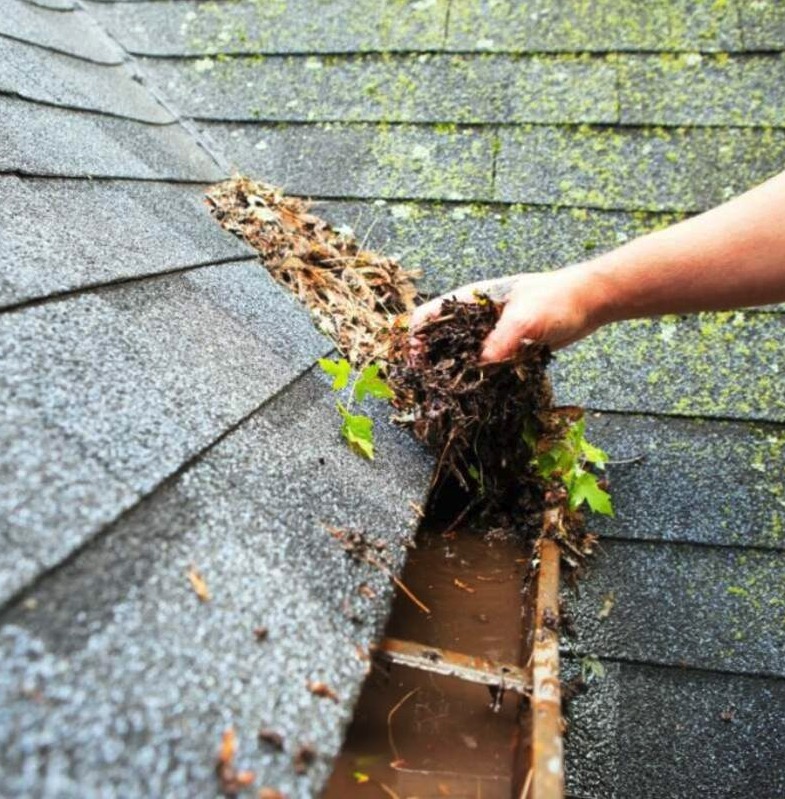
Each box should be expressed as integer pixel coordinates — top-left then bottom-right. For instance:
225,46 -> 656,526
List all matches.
530,416 -> 614,516
318,358 -> 394,460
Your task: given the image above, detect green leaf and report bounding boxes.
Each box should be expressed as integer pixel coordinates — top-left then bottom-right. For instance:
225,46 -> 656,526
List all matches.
521,417 -> 538,450
353,363 -> 394,401
318,358 -> 351,391
579,437 -> 609,468
337,403 -> 374,459
580,654 -> 606,682
568,471 -> 614,516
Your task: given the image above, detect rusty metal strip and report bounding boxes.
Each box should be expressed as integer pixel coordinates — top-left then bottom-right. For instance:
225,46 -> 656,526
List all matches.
526,521 -> 564,799
373,637 -> 531,697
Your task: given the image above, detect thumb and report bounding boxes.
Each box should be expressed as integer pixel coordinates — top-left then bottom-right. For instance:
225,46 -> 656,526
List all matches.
480,304 -> 534,363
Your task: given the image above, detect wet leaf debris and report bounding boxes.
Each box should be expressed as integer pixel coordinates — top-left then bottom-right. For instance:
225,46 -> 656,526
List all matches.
206,177 -> 421,367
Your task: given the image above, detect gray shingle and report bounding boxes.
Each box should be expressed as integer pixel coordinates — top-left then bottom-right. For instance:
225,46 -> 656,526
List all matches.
446,0 -> 742,53
0,368 -> 430,798
0,0 -> 124,64
564,540 -> 785,676
87,0 -> 448,56
314,199 -> 684,297
205,122 -> 494,201
142,53 -> 618,124
0,261 -> 331,603
552,312 -> 785,422
0,37 -> 173,123
0,176 -> 250,307
619,53 -> 785,128
586,413 -> 785,549
564,659 -> 785,799
0,96 -> 224,180
739,0 -> 785,51
495,125 -> 785,211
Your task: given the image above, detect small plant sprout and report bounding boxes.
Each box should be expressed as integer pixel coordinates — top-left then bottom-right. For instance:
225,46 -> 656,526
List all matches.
580,654 -> 606,682
318,358 -> 394,460
530,416 -> 614,516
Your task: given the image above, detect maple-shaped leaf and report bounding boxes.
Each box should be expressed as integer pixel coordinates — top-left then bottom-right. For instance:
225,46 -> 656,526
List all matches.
353,363 -> 394,401
338,404 -> 375,459
318,357 -> 351,390
569,471 -> 614,516
579,437 -> 609,468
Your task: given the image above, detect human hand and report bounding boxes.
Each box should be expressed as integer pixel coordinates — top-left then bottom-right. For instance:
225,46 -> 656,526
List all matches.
409,266 -> 602,362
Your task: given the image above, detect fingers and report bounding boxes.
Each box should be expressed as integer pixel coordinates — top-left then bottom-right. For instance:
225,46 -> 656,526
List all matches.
480,301 -> 533,363
409,296 -> 443,330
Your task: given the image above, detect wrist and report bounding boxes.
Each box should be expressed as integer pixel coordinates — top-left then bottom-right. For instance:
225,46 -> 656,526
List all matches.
560,257 -> 621,331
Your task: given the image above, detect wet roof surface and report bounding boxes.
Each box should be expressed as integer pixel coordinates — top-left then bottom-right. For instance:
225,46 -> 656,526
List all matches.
1,0 -> 784,797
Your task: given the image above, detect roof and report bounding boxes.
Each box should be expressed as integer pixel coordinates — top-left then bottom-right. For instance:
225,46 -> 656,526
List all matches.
1,0 -> 784,797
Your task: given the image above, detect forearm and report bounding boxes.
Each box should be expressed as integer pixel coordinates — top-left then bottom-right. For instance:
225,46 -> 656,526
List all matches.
580,170 -> 785,327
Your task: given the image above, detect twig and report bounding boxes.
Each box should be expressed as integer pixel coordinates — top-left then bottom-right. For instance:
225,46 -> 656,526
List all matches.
604,454 -> 645,466
520,767 -> 533,799
389,573 -> 431,615
387,688 -> 419,764
377,783 -> 402,799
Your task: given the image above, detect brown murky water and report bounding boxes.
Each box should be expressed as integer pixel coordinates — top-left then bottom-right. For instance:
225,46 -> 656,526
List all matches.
323,529 -> 533,799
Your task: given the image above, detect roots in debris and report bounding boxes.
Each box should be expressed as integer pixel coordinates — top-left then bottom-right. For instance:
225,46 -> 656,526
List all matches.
387,298 -> 553,537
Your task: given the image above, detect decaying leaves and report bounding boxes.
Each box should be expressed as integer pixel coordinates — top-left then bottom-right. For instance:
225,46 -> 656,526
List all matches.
307,680 -> 339,703
187,565 -> 211,602
216,728 -> 255,795
206,178 -> 420,367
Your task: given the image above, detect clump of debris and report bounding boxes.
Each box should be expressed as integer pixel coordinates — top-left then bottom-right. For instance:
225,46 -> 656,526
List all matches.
387,297 -> 553,535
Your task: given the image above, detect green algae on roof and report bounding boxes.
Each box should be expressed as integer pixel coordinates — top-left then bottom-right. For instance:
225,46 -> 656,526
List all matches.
619,53 -> 785,128
738,0 -> 785,50
495,124 -> 785,211
327,199 -> 686,295
182,0 -> 448,55
205,121 -> 494,201
553,312 -> 785,422
445,0 -> 742,53
146,52 -> 618,124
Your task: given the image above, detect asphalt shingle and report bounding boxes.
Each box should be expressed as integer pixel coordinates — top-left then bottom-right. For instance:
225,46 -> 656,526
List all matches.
206,122 -> 495,201
739,0 -> 785,51
0,368 -> 431,799
0,261 -> 331,603
619,53 -> 785,128
564,660 -> 785,799
0,96 -> 224,180
142,53 -> 618,125
585,413 -> 785,550
87,0 -> 449,56
315,199 -> 683,297
0,0 -> 124,64
0,36 -> 173,123
564,540 -> 785,676
552,312 -> 785,422
495,124 -> 785,211
0,176 -> 250,307
445,0 -> 742,53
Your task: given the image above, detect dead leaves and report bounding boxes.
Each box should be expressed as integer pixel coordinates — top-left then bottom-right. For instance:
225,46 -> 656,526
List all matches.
206,177 -> 421,367
187,566 -> 211,602
216,729 -> 255,795
307,680 -> 339,703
